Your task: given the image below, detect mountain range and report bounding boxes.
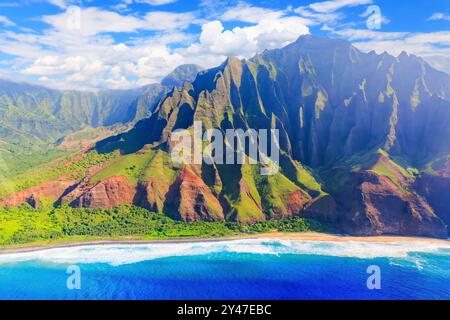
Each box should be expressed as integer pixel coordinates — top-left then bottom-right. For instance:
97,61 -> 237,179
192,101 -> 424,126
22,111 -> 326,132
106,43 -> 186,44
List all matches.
1,35 -> 449,238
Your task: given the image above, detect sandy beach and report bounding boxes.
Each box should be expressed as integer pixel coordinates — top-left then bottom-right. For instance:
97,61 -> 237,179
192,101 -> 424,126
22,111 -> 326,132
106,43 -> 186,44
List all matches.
0,232 -> 448,254
252,232 -> 450,243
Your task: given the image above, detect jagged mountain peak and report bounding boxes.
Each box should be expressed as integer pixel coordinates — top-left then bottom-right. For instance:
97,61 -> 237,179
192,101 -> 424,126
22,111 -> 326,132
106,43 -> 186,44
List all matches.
292,34 -> 353,48
161,64 -> 204,88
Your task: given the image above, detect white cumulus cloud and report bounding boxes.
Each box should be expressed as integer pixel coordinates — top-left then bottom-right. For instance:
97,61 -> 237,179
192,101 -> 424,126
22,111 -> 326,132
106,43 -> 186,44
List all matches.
0,15 -> 16,26
221,3 -> 285,23
0,3 -> 311,90
122,0 -> 178,6
42,7 -> 195,36
179,17 -> 309,68
428,12 -> 450,22
308,0 -> 373,13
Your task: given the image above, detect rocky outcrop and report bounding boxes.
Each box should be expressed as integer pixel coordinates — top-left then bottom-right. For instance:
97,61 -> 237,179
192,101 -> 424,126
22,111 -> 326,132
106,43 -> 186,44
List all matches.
415,174 -> 450,234
164,167 -> 224,222
339,171 -> 447,238
134,180 -> 170,213
302,194 -> 337,223
69,176 -> 135,208
286,190 -> 310,216
252,187 -> 311,221
0,180 -> 74,207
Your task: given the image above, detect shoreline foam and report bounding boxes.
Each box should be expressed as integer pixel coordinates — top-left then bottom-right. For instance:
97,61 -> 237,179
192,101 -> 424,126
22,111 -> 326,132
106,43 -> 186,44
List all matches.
0,232 -> 448,255
0,233 -> 449,266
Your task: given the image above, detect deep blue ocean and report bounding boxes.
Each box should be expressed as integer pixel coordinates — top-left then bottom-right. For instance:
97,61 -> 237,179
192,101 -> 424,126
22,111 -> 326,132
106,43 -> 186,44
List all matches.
0,239 -> 449,300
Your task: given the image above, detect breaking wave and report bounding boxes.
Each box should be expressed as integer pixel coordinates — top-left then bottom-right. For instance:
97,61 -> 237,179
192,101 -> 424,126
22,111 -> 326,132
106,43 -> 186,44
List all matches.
0,239 -> 449,266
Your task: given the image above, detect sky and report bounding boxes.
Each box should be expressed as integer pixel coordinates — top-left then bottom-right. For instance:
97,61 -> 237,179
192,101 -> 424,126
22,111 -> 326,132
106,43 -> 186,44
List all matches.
0,0 -> 449,90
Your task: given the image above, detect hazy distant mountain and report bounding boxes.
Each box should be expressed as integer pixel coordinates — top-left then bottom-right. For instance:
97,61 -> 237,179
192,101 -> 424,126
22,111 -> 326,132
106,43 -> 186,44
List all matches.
161,64 -> 203,88
0,65 -> 202,176
2,36 -> 449,238
425,55 -> 450,76
0,64 -> 203,144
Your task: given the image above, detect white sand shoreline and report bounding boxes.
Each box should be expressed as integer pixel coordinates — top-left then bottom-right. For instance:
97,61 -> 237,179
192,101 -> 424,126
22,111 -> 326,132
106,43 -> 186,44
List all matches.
0,232 -> 448,255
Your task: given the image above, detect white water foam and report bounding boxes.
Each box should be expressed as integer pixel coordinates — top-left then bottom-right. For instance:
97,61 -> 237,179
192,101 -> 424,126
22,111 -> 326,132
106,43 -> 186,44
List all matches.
0,239 -> 449,266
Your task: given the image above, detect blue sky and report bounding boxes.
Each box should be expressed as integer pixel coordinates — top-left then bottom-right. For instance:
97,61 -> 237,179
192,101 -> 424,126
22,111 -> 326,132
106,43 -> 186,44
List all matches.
0,0 -> 449,90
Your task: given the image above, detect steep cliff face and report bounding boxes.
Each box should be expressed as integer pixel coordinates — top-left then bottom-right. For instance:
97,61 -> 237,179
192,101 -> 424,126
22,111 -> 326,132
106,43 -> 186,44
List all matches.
415,157 -> 450,230
2,36 -> 449,238
68,176 -> 135,209
164,166 -> 224,222
323,151 -> 448,238
342,170 -> 446,238
0,180 -> 75,208
254,36 -> 450,167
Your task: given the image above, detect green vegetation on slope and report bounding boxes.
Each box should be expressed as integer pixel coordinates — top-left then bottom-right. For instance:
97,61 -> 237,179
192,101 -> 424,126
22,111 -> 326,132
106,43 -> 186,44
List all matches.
90,148 -> 179,186
231,165 -> 264,223
90,149 -> 154,185
143,149 -> 179,182
366,149 -> 419,192
0,150 -> 118,199
0,144 -> 68,179
279,153 -> 324,196
371,149 -> 413,178
255,169 -> 302,218
0,204 -> 325,246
